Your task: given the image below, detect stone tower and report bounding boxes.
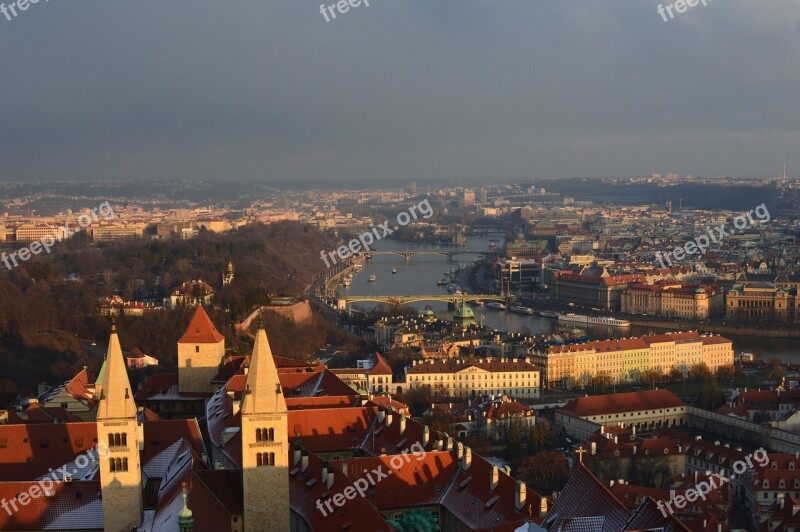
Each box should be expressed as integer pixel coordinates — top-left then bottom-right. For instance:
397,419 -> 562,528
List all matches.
96,324 -> 143,531
223,260 -> 235,286
177,305 -> 226,394
241,321 -> 289,531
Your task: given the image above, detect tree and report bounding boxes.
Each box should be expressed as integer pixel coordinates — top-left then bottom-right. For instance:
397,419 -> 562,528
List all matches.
716,364 -> 736,382
640,369 -> 664,388
527,421 -> 555,455
689,362 -> 712,381
523,451 -> 570,495
696,379 -> 724,410
593,372 -> 612,394
669,367 -> 684,382
628,454 -> 672,488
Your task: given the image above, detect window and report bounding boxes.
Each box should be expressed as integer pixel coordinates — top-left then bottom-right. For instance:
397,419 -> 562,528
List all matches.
195,345 -> 200,353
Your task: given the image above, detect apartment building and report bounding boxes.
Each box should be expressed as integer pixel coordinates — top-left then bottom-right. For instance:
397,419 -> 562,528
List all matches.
534,332 -> 733,387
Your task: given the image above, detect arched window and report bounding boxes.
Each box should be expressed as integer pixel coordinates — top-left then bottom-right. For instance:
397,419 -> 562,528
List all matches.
268,428 -> 275,441
257,453 -> 263,466
122,458 -> 128,472
110,459 -> 116,472
121,433 -> 127,447
268,452 -> 275,466
256,429 -> 262,442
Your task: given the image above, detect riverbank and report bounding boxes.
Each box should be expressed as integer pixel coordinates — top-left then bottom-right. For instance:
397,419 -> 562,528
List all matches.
627,318 -> 800,338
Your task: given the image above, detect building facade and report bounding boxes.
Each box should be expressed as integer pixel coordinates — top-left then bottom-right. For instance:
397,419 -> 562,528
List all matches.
406,358 -> 540,399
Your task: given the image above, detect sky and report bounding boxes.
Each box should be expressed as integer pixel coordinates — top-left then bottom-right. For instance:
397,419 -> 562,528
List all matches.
0,0 -> 798,183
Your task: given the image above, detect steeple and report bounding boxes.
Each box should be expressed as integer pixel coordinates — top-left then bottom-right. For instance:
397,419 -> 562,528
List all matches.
240,319 -> 289,530
96,322 -> 143,531
241,319 -> 287,415
96,322 -> 136,420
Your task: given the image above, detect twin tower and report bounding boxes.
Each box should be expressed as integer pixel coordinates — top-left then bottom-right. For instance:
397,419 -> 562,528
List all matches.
97,308 -> 289,531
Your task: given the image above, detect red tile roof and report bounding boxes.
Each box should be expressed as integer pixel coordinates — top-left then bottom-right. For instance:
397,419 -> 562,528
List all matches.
0,422 -> 99,481
0,480 -> 102,530
369,353 -> 394,376
442,451 -> 543,529
288,407 -> 377,453
178,305 -> 225,344
290,450 -> 393,531
560,390 -> 687,418
333,450 -> 459,509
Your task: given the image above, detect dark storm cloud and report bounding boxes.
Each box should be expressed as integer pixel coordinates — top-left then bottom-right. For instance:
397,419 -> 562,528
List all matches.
0,0 -> 798,182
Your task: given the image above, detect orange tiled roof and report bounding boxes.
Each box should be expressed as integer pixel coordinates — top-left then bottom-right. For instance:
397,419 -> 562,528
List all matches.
178,305 -> 225,344
560,389 -> 687,417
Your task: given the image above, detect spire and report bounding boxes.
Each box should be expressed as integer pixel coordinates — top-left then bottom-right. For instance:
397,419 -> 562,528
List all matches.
178,305 -> 224,344
96,325 -> 136,420
241,324 -> 286,415
177,483 -> 194,530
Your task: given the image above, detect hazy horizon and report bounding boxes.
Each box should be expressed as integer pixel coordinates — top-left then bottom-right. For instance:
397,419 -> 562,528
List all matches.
1,1 -> 798,183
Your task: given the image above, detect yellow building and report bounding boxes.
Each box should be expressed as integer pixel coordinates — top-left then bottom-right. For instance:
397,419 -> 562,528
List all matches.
726,282 -> 795,323
536,332 -> 733,387
622,282 -> 723,319
406,357 -> 540,399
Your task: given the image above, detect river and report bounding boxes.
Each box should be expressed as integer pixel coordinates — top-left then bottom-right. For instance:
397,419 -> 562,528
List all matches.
340,237 -> 799,363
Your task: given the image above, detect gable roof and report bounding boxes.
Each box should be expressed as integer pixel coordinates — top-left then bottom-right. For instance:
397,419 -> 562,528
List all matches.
543,465 -> 630,532
178,306 -> 224,344
560,390 -> 687,418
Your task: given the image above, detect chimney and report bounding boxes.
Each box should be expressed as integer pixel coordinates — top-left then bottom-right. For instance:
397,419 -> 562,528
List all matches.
321,462 -> 329,485
423,426 -> 430,447
293,444 -> 302,465
632,445 -> 637,455
463,447 -> 472,471
600,426 -> 605,434
515,481 -> 526,511
326,465 -> 334,490
456,441 -> 464,459
609,480 -> 615,487
591,442 -> 597,455
299,450 -> 309,472
539,497 -> 548,517
385,413 -> 393,427
614,435 -> 618,444
377,410 -> 386,424
490,466 -> 500,491
399,414 -> 407,435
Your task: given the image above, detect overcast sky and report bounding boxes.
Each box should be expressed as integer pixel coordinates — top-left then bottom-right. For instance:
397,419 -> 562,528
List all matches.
0,1 -> 798,183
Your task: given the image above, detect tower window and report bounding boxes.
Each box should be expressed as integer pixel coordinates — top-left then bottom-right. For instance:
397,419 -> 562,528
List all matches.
195,345 -> 200,353
257,452 -> 275,467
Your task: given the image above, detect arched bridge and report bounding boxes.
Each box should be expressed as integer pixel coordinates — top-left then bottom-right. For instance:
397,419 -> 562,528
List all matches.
338,294 -> 505,306
368,250 -> 497,262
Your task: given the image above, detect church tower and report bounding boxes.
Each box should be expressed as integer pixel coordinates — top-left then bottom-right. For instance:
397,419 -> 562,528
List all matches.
223,260 -> 235,286
96,323 -> 143,531
177,305 -> 226,394
241,320 -> 289,531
